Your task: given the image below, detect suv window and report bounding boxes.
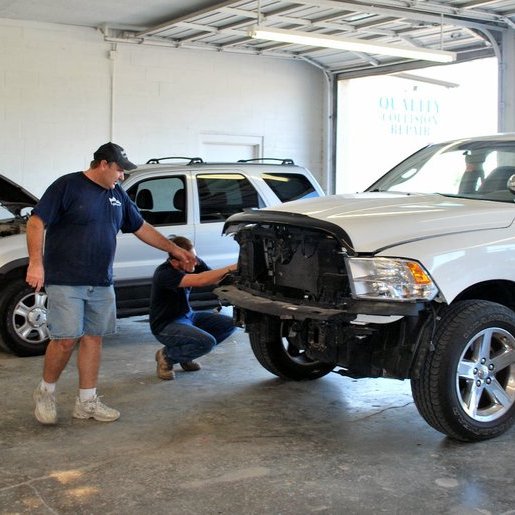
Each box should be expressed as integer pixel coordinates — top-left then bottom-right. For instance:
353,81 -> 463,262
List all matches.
262,172 -> 319,202
197,173 -> 265,223
127,176 -> 186,225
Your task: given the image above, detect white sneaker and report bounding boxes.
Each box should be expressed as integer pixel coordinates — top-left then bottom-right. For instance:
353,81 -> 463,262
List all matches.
73,395 -> 120,422
33,383 -> 57,425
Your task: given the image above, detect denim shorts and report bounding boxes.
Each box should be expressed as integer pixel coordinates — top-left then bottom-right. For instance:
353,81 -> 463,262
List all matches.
45,285 -> 116,339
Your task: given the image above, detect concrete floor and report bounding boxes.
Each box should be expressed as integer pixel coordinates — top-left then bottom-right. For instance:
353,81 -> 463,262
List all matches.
1,315 -> 514,515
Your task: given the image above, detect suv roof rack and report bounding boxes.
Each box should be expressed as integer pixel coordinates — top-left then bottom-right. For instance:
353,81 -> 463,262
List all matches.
146,156 -> 204,165
237,158 -> 295,165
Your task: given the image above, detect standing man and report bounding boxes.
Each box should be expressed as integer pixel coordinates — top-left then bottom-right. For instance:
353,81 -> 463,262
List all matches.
26,142 -> 196,425
150,236 -> 237,380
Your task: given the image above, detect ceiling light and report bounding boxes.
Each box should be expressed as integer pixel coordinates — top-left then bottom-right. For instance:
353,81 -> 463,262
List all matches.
248,26 -> 456,64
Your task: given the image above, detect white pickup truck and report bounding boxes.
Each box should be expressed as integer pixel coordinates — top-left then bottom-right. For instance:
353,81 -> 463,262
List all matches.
216,134 -> 515,442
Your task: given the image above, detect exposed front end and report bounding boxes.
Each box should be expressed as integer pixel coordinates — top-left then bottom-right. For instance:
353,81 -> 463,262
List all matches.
216,210 -> 437,380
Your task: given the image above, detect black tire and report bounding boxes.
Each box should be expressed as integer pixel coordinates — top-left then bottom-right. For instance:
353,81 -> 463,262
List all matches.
411,300 -> 515,442
0,279 -> 50,356
248,314 -> 335,380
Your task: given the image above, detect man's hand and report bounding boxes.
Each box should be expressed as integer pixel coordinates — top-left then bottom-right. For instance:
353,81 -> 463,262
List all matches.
26,262 -> 45,292
171,244 -> 196,271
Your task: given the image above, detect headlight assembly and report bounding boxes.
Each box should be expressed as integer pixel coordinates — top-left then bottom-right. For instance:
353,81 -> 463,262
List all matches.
346,257 -> 438,301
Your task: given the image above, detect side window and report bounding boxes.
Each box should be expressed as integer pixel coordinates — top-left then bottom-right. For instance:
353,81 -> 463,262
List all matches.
126,176 -> 186,225
262,172 -> 319,202
479,151 -> 515,195
197,173 -> 264,223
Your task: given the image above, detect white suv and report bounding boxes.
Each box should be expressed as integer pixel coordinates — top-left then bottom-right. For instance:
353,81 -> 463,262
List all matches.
216,135 -> 515,442
0,157 -> 324,356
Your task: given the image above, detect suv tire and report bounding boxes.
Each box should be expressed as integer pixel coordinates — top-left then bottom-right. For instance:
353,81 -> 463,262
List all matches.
0,279 -> 49,356
249,314 -> 335,380
411,300 -> 515,442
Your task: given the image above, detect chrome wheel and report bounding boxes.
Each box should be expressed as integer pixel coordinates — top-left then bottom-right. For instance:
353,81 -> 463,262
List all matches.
456,327 -> 515,422
13,291 -> 49,344
412,300 -> 515,441
0,279 -> 50,356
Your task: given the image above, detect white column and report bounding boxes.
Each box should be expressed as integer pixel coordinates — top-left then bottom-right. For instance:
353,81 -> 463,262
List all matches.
499,29 -> 515,132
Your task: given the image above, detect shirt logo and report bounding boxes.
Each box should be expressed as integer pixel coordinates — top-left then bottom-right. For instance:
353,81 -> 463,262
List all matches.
109,196 -> 122,207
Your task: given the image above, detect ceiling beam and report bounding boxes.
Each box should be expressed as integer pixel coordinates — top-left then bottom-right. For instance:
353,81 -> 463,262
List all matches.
288,0 -> 511,29
134,0 -> 511,49
136,0 -> 241,37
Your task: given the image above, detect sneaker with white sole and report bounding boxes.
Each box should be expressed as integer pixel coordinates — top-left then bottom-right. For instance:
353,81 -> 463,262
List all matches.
73,395 -> 120,422
33,383 -> 57,425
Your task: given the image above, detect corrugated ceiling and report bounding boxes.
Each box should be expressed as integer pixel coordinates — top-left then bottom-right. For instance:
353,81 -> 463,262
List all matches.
1,0 -> 514,76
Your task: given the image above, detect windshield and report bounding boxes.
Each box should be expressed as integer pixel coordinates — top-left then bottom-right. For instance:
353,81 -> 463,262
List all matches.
367,138 -> 515,203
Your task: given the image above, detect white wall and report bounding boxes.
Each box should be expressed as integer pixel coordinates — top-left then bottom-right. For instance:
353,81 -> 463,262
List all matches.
0,19 -> 326,196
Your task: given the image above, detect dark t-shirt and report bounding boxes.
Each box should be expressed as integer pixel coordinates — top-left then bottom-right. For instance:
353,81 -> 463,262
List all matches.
33,172 -> 144,286
149,258 -> 210,335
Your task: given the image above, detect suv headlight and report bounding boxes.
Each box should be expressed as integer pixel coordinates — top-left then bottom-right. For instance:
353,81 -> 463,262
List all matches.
346,257 -> 438,301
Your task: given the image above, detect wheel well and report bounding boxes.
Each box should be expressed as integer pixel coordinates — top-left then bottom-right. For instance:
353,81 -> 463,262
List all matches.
0,265 -> 28,291
454,280 -> 515,312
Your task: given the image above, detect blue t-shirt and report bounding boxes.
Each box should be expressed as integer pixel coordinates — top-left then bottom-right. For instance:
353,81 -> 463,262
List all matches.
33,172 -> 144,286
149,258 -> 210,335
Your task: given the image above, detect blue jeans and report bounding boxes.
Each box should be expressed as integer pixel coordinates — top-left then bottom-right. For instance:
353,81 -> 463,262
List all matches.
155,311 -> 236,364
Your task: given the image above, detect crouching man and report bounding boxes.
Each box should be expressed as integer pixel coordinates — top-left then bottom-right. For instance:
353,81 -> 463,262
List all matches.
150,236 -> 237,380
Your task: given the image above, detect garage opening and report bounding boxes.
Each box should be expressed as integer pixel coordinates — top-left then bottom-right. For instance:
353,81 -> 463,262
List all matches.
336,58 -> 498,193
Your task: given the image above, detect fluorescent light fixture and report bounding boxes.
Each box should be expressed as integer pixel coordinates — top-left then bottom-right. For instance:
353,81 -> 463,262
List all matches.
248,26 -> 457,63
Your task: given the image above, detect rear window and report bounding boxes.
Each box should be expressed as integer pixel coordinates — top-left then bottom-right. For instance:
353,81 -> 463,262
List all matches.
262,172 -> 319,202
